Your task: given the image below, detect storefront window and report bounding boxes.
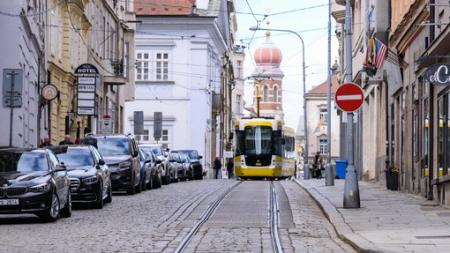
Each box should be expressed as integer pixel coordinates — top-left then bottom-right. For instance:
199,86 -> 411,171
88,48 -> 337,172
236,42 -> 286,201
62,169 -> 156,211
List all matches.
437,91 -> 450,177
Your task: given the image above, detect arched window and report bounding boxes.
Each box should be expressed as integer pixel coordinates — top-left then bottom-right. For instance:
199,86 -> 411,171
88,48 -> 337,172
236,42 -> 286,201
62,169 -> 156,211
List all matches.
263,85 -> 268,102
273,85 -> 278,102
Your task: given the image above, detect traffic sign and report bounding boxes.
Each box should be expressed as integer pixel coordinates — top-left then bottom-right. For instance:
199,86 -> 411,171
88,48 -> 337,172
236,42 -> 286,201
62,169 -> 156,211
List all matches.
335,82 -> 364,112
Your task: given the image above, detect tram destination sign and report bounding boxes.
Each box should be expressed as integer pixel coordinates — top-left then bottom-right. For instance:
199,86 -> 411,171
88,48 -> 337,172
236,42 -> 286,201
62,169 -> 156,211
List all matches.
426,64 -> 450,85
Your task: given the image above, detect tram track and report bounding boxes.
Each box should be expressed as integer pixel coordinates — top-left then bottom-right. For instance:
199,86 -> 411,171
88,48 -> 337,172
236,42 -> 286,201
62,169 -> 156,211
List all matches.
174,181 -> 242,253
270,181 -> 284,253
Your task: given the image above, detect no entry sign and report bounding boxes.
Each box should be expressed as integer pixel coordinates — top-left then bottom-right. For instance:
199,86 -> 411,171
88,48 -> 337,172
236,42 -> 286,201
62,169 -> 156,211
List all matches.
335,82 -> 364,112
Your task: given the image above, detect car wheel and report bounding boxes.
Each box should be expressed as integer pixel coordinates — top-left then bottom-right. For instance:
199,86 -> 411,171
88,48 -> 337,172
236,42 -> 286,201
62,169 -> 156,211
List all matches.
40,192 -> 60,222
135,176 -> 142,193
95,184 -> 104,209
127,173 -> 136,195
141,172 -> 147,191
147,174 -> 154,189
60,190 -> 72,218
157,172 -> 162,188
105,183 -> 112,203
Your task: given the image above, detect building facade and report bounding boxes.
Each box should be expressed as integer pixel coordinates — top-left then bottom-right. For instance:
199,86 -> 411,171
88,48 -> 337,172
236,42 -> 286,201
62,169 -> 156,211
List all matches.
125,0 -> 235,174
43,0 -> 136,145
0,0 -> 46,148
302,75 -> 340,163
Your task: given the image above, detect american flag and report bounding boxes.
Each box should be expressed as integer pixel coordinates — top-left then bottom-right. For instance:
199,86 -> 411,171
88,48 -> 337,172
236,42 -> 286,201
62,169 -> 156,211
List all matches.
375,38 -> 387,69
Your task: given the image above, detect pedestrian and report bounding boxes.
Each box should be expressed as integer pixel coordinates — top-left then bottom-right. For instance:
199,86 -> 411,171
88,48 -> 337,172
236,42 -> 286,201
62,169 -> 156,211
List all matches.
313,151 -> 323,179
213,157 -> 222,179
39,136 -> 53,148
59,135 -> 74,145
226,158 -> 234,179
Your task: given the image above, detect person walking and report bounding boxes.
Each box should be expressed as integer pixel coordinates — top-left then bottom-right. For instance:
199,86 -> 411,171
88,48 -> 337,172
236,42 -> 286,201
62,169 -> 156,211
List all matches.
59,135 -> 74,145
213,157 -> 222,179
313,151 -> 323,178
226,159 -> 234,179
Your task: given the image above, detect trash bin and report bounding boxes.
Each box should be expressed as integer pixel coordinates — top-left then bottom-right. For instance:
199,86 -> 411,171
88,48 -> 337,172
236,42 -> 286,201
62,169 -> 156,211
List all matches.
335,160 -> 348,179
385,167 -> 399,191
389,167 -> 399,191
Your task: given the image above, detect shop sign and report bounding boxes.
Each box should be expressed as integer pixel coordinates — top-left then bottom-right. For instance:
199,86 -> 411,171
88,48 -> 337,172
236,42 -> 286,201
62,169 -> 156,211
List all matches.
425,64 -> 450,85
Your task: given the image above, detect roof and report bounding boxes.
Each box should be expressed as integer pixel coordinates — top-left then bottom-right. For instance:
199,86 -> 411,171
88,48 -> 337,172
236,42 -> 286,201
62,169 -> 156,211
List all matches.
135,0 -> 222,17
306,75 -> 339,97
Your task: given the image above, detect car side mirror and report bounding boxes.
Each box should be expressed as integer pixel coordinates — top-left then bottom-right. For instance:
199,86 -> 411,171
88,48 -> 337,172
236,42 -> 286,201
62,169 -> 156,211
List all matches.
98,159 -> 105,166
198,155 -> 203,159
54,164 -> 67,172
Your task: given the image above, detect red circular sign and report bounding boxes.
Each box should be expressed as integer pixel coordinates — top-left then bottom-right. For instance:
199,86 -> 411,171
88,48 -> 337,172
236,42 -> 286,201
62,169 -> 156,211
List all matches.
335,83 -> 364,112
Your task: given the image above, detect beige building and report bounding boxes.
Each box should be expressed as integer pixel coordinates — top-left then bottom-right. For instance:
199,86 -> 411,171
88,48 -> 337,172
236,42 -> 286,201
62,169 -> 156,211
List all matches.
45,0 -> 135,144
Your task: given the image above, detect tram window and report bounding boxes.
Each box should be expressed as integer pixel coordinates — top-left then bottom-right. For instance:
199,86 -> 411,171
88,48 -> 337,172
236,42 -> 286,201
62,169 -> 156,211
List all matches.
272,131 -> 282,156
235,131 -> 245,155
244,126 -> 273,155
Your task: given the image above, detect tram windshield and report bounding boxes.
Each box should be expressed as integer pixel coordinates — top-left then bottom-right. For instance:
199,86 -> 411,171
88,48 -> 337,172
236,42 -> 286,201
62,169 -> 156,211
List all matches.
236,126 -> 282,156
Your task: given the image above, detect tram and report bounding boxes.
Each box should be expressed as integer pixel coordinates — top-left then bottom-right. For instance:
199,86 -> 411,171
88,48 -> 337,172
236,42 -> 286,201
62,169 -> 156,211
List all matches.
234,117 -> 296,179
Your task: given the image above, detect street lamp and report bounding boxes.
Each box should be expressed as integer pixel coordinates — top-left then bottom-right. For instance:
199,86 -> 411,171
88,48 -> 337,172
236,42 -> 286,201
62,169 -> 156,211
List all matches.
249,26 -> 310,179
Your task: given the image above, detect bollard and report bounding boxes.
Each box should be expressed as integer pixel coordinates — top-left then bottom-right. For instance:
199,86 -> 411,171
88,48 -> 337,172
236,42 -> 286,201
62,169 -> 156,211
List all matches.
325,163 -> 334,186
304,164 -> 310,179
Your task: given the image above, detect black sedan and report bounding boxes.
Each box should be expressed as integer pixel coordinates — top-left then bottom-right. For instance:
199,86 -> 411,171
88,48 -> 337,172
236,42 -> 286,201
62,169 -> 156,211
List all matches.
173,150 -> 204,180
56,145 -> 112,208
0,148 -> 72,222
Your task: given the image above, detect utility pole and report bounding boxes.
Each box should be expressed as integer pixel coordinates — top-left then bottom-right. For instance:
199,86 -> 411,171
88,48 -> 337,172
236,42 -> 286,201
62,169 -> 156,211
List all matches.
256,79 -> 262,117
343,0 -> 360,208
325,0 -> 334,186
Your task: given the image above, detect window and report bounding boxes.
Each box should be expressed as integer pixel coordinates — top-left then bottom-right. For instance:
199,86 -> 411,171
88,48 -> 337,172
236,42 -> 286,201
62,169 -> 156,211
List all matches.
156,52 -> 169,80
319,138 -> 328,155
273,86 -> 278,102
162,129 -> 168,141
124,42 -> 129,78
235,94 -> 241,112
142,129 -> 149,141
136,52 -> 150,80
319,108 -> 328,123
263,85 -> 268,102
237,60 -> 242,78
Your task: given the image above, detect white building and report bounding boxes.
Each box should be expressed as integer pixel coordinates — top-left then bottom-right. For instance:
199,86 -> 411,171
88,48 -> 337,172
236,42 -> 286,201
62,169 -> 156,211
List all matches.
300,74 -> 340,163
0,0 -> 45,147
124,0 -> 234,172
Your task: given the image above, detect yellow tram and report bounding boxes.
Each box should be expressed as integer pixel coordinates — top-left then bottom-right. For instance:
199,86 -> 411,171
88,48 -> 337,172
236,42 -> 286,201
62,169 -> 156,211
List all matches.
234,117 -> 296,179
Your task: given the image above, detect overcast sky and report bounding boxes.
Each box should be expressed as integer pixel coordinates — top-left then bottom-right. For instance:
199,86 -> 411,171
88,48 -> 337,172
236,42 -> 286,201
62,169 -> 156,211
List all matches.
234,0 -> 339,130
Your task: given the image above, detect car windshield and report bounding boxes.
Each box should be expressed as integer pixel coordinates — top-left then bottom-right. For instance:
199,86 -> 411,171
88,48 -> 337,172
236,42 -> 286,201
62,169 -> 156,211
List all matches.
140,147 -> 161,156
183,150 -> 199,159
0,152 -> 50,173
96,138 -> 130,156
57,148 -> 94,167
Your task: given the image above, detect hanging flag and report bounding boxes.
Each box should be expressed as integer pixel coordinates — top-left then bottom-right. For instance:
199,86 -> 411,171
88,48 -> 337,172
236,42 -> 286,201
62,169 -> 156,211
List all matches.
363,37 -> 388,77
375,38 -> 388,69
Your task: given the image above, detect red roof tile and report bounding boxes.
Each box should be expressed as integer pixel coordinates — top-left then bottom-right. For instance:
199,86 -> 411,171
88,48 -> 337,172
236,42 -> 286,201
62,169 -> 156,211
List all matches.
135,0 -> 195,16
306,75 -> 340,96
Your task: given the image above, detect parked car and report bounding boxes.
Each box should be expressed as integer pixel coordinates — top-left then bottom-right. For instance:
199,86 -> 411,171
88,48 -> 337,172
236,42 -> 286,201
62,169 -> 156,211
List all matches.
173,150 -> 204,180
166,152 -> 184,182
83,135 -> 141,195
56,145 -> 112,208
137,149 -> 153,191
171,151 -> 193,180
0,148 -> 72,222
139,144 -> 170,185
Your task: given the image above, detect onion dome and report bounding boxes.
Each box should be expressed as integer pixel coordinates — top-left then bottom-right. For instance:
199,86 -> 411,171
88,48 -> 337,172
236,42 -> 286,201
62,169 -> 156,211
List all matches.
254,31 -> 283,67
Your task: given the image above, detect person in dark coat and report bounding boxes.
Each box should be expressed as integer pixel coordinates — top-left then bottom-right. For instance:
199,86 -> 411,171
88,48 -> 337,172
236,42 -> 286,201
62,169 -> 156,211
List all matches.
313,151 -> 323,178
213,157 -> 222,179
226,159 -> 234,179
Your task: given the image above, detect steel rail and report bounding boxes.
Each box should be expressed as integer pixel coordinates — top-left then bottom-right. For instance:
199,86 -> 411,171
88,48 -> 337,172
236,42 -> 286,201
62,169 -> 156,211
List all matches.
174,181 -> 242,253
270,181 -> 284,253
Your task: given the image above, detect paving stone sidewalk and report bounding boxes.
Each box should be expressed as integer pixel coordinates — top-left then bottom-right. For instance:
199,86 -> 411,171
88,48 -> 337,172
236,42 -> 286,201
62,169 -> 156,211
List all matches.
295,179 -> 450,253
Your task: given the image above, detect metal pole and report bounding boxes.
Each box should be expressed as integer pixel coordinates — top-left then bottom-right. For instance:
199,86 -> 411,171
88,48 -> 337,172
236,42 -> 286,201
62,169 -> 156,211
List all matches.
325,0 -> 334,186
8,71 -> 18,147
343,0 -> 360,208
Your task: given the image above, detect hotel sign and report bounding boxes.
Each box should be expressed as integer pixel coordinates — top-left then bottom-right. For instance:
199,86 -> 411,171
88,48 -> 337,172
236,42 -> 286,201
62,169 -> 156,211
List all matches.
426,64 -> 450,85
75,64 -> 99,115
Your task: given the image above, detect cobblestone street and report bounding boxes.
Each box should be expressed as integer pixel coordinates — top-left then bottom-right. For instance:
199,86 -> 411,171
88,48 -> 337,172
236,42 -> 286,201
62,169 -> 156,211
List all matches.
0,179 -> 354,253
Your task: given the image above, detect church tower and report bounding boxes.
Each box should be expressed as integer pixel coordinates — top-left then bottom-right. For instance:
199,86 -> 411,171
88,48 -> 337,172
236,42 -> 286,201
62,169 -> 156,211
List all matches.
251,29 -> 284,120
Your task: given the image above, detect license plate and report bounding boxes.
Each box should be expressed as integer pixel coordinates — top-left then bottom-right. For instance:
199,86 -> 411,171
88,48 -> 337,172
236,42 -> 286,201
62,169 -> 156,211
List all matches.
0,199 -> 19,206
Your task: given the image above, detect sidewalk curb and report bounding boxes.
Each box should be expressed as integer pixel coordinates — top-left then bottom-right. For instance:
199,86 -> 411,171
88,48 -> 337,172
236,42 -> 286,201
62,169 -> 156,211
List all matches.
293,179 -> 389,253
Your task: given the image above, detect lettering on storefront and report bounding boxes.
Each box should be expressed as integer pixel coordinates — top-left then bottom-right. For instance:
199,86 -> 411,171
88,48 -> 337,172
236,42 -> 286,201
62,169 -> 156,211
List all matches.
426,64 -> 450,85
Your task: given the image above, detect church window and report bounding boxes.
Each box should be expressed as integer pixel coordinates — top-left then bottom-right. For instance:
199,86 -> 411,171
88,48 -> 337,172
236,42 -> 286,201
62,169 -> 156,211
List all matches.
263,85 -> 268,102
273,86 -> 278,102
